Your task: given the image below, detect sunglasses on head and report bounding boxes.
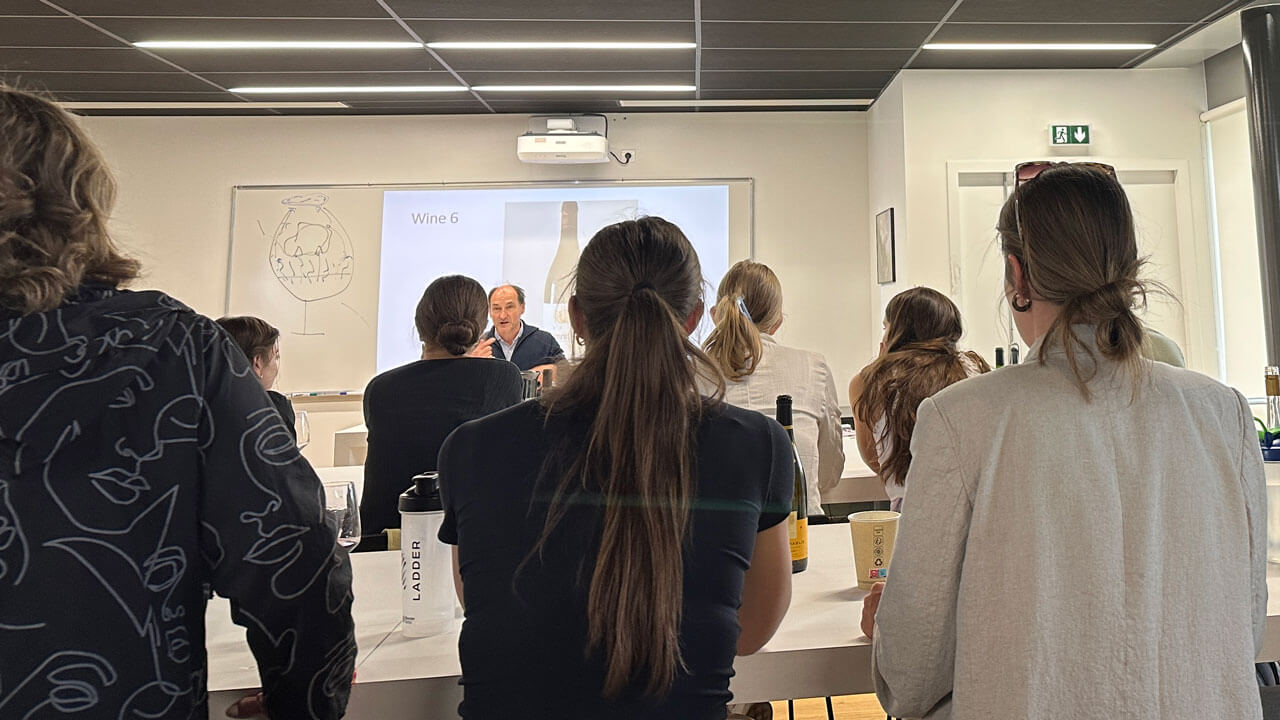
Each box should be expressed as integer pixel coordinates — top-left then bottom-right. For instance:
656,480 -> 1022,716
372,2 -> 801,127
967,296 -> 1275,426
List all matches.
1015,161 -> 1117,187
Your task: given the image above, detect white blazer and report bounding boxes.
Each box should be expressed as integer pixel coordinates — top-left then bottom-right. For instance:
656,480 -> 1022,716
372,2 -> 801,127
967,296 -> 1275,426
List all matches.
872,328 -> 1267,720
714,334 -> 845,516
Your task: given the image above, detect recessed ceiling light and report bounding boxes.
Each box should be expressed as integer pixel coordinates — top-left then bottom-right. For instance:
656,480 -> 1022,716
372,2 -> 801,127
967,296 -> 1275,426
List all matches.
229,86 -> 469,94
474,85 -> 697,92
922,43 -> 1156,51
426,41 -> 696,50
618,98 -> 872,107
59,101 -> 351,109
134,40 -> 424,50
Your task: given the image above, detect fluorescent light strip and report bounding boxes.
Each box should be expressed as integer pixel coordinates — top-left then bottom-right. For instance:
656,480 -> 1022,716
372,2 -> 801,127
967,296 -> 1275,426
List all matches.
60,101 -> 350,109
229,86 -> 469,94
427,41 -> 696,50
135,40 -> 423,49
474,85 -> 696,92
922,42 -> 1156,51
619,98 -> 872,107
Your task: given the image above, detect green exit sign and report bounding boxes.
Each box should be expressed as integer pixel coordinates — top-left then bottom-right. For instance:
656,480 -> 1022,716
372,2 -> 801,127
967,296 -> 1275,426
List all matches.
1050,124 -> 1091,145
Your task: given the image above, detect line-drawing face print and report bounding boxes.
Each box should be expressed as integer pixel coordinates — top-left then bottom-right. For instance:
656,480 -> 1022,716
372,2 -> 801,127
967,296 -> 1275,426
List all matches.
268,193 -> 355,336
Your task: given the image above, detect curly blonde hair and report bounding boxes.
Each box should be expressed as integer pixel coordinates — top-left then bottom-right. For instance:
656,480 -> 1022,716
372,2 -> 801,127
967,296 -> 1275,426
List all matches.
0,85 -> 139,314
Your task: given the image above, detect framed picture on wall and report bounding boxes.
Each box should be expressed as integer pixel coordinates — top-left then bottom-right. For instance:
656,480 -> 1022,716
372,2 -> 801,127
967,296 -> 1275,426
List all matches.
876,208 -> 896,284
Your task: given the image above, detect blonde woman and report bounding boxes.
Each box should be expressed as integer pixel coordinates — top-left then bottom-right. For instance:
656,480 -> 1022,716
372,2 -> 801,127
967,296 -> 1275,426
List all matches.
703,260 -> 844,515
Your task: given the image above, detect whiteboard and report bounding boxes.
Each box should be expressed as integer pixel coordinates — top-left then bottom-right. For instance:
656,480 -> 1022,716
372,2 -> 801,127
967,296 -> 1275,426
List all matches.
226,179 -> 754,394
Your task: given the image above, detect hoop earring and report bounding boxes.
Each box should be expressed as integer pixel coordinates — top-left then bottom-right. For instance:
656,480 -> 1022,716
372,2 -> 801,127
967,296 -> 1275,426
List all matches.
1011,294 -> 1032,313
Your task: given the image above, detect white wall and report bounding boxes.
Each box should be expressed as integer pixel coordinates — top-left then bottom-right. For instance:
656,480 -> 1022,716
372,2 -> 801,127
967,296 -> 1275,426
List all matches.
866,76 -> 907,361
81,111 -> 869,465
882,68 -> 1215,371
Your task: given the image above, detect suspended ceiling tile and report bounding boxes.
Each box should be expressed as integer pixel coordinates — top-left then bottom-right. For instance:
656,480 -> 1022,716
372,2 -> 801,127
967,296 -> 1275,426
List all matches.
89,17 -> 418,43
0,47 -> 179,72
145,48 -> 441,73
948,0 -> 1250,24
385,0 -> 694,21
701,49 -> 913,71
702,21 -> 933,49
0,16 -> 125,46
52,0 -> 392,18
0,70 -> 222,91
699,69 -> 895,90
910,49 -> 1145,69
433,48 -> 694,72
404,19 -> 694,44
702,0 -> 956,23
931,22 -> 1189,45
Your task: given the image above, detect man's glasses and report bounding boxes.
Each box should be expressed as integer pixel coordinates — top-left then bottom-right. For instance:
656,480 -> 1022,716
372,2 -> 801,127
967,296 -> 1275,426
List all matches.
1015,160 -> 1116,188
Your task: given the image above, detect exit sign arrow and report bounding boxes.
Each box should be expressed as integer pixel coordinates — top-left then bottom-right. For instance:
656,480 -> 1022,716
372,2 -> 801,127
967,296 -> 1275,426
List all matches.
1050,124 -> 1091,146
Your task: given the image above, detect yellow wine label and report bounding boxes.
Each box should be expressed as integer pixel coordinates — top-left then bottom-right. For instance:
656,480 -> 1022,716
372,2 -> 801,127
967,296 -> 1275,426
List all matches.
788,514 -> 808,561
1268,374 -> 1279,396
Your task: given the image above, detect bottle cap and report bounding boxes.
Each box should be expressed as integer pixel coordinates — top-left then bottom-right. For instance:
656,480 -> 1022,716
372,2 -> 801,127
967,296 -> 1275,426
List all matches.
399,471 -> 443,513
775,394 -> 794,426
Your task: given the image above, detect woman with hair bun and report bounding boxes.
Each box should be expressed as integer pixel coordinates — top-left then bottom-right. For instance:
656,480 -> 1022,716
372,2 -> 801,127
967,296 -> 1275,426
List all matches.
215,314 -> 296,440
866,164 -> 1266,720
360,274 -> 522,536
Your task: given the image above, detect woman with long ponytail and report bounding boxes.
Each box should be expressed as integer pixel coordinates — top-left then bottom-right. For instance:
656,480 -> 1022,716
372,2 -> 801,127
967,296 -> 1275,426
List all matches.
704,260 -> 845,514
865,164 -> 1266,720
437,217 -> 793,719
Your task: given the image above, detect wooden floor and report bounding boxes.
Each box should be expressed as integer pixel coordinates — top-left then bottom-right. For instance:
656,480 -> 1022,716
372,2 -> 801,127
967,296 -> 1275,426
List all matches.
767,693 -> 887,720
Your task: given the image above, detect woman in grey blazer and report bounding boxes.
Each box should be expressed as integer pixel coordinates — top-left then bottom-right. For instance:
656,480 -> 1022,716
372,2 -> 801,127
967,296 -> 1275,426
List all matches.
865,163 -> 1266,719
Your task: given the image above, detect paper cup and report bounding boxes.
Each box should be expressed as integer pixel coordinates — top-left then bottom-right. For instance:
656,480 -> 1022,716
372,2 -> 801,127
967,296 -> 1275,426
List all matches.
849,510 -> 900,590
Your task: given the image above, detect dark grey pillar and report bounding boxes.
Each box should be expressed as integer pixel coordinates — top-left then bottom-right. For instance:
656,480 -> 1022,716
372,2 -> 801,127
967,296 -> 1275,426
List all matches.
1244,5 -> 1280,364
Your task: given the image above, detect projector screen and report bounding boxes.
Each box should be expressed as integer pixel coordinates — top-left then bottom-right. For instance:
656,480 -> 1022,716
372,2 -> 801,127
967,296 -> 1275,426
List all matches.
376,183 -> 738,373
227,179 -> 751,393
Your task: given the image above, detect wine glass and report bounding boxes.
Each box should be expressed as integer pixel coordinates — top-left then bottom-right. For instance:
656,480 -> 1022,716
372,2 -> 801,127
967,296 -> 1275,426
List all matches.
321,479 -> 360,550
294,410 -> 311,450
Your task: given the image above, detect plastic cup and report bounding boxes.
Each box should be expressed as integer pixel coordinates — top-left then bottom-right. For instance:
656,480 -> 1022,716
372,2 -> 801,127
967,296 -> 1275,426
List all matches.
849,510 -> 900,590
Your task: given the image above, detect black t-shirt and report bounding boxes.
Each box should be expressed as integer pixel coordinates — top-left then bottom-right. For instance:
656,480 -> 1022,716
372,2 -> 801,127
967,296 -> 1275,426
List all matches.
438,400 -> 792,720
360,358 -> 522,535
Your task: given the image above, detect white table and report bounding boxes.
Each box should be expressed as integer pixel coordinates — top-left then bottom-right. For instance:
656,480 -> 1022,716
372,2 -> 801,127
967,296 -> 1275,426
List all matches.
207,524 -> 1280,718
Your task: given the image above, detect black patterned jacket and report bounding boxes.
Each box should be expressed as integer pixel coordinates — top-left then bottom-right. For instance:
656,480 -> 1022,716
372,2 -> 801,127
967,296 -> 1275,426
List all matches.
0,286 -> 355,719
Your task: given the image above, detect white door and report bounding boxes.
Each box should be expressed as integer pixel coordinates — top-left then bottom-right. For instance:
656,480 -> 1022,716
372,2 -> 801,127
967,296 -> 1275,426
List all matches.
947,162 -> 1197,370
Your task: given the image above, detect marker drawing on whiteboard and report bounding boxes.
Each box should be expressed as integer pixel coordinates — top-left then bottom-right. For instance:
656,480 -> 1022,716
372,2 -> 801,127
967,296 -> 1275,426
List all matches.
267,192 -> 355,336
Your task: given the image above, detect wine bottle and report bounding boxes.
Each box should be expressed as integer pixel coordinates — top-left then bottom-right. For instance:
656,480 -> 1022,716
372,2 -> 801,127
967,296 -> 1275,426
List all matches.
543,201 -> 578,353
994,347 -> 1004,368
776,395 -> 808,573
1009,344 -> 1020,365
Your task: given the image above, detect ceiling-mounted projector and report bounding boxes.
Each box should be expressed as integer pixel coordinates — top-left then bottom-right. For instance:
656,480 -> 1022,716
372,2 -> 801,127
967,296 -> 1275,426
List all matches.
517,115 -> 610,164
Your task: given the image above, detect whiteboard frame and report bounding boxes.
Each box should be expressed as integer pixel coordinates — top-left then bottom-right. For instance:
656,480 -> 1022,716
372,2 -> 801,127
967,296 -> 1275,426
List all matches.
224,177 -> 754,314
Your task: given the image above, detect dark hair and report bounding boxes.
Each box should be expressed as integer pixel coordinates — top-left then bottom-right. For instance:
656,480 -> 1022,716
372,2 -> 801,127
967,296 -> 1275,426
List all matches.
997,165 -> 1152,397
0,84 -> 140,314
488,284 -> 525,306
704,260 -> 784,381
854,287 -> 989,486
537,216 -> 722,699
214,315 -> 280,366
416,275 -> 488,356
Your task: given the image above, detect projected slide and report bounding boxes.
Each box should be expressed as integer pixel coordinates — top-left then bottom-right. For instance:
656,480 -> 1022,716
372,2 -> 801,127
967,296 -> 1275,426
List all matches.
378,184 -> 731,372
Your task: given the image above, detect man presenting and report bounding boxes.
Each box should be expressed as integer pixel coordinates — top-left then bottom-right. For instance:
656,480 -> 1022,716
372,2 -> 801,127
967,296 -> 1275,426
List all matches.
474,284 -> 565,372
